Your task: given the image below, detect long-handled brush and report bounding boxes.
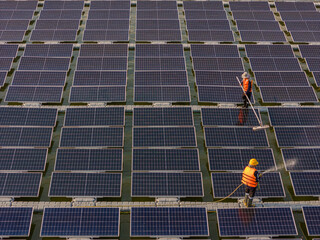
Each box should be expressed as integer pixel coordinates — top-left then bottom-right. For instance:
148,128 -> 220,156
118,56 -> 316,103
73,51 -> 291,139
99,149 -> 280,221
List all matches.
236,76 -> 269,131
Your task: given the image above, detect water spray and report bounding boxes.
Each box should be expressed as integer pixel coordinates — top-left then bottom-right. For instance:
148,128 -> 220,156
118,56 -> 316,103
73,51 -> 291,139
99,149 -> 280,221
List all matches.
235,76 -> 270,131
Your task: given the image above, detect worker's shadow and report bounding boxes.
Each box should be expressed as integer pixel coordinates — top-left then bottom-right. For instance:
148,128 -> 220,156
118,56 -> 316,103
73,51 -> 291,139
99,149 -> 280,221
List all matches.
236,108 -> 249,126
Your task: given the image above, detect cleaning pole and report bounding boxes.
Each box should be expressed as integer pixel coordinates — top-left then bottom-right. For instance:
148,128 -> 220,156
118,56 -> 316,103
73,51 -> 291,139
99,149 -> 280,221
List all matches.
236,76 -> 269,131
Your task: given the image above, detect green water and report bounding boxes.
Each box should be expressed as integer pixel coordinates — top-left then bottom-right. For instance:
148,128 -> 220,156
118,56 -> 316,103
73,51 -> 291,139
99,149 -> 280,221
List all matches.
0,1 -> 319,239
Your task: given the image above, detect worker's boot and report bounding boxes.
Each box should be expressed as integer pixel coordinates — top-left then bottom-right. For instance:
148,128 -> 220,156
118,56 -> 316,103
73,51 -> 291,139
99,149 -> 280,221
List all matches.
243,194 -> 249,207
248,198 -> 255,207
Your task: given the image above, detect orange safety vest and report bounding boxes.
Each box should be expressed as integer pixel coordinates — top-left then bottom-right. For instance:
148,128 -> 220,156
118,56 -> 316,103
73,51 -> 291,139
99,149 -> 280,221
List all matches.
242,166 -> 258,187
242,78 -> 252,93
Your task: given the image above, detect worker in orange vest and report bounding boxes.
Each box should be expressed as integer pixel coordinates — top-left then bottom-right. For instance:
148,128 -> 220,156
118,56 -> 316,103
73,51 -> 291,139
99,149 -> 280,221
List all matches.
241,72 -> 252,108
242,158 -> 260,207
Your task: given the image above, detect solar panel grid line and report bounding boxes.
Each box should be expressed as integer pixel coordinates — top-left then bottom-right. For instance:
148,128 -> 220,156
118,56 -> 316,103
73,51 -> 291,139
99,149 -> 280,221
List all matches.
211,172 -> 285,198
281,148 -> 320,171
0,148 -> 47,171
217,207 -> 298,237
49,172 -> 122,197
302,206 -> 320,236
55,148 -> 123,171
0,172 -> 42,197
290,172 -> 320,196
201,108 -> 261,127
131,172 -> 204,197
130,207 -> 209,237
0,207 -> 33,237
132,148 -> 200,171
40,207 -> 120,237
208,148 -> 276,171
64,107 -> 125,126
133,107 -> 194,127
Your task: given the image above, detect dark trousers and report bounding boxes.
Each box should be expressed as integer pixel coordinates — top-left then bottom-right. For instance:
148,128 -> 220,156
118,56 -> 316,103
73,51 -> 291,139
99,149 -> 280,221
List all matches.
245,185 -> 256,198
243,92 -> 252,108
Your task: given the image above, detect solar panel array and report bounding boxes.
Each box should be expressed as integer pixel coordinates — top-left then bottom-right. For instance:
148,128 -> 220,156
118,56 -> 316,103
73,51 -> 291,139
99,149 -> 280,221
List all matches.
134,44 -> 189,102
217,207 -> 297,237
298,45 -> 320,87
136,1 -> 181,41
184,1 -> 233,42
70,44 -> 127,103
303,206 -> 320,236
131,207 -> 209,237
0,45 -> 18,86
83,1 -> 130,41
30,1 -> 83,41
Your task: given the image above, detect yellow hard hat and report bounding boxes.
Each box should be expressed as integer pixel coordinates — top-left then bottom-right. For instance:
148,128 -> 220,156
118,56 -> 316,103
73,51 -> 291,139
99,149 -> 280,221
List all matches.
249,158 -> 259,166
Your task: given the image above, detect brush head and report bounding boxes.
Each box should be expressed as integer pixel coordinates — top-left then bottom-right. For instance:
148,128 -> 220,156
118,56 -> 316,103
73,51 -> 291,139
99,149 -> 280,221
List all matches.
252,125 -> 269,131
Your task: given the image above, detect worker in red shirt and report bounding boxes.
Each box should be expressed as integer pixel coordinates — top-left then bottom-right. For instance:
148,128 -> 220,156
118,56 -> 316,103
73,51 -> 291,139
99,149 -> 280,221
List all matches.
241,72 -> 252,108
242,158 -> 260,207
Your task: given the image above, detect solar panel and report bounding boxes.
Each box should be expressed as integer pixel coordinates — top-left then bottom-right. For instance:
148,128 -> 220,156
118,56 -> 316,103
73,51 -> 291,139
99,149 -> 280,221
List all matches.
131,207 -> 209,237
208,148 -> 275,171
282,148 -> 320,171
0,10 -> 34,20
183,1 -> 224,10
132,172 -> 203,197
303,206 -> 320,236
204,127 -> 269,147
135,71 -> 187,86
0,1 -> 37,10
64,107 -> 124,126
43,1 -> 84,10
240,30 -> 286,42
88,10 -> 130,20
229,1 -> 270,11
83,29 -> 125,40
212,172 -> 284,198
186,19 -> 231,30
80,44 -> 128,57
41,208 -> 120,237
24,44 -> 73,57
260,86 -> 318,103
0,207 -> 33,237
5,86 -> 63,103
0,107 -> 57,126
134,86 -> 190,102
0,58 -> 13,71
86,19 -> 130,30
0,173 -> 41,197
137,9 -> 178,19
191,45 -> 239,57
290,31 -> 320,43
245,45 -> 294,58
193,58 -> 244,71
198,86 -> 250,103
133,127 -> 196,147
0,20 -> 29,30
217,208 -> 297,237
280,11 -> 320,21
0,148 -> 47,171
133,107 -> 193,126
55,148 -> 122,171
313,72 -> 320,87
268,107 -> 320,126
275,127 -> 320,147
184,10 -> 227,20
30,29 -> 77,41
188,30 -> 234,42
290,172 -> 320,196
232,11 -> 275,21
0,30 -> 26,41
275,2 -> 316,11
90,1 -> 131,10
254,72 -> 309,87
59,127 -> 123,147
237,20 -> 280,31
49,172 -> 122,197
35,20 -> 80,30
132,149 -> 200,171
195,71 -> 242,86
0,44 -> 18,57
201,108 -> 260,126
135,58 -> 185,71
136,29 -> 181,41
73,71 -> 126,86
19,57 -> 70,71
12,71 -> 67,86
77,57 -> 127,71
0,72 -> 5,86
39,10 -> 82,20
249,58 -> 301,71
69,86 -> 126,102
286,21 -> 320,32
136,44 -> 183,57
137,1 -> 177,10
0,127 -> 52,147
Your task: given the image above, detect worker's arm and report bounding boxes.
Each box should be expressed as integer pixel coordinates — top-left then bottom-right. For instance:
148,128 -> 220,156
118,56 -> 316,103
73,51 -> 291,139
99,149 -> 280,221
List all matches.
254,170 -> 260,183
245,80 -> 251,95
